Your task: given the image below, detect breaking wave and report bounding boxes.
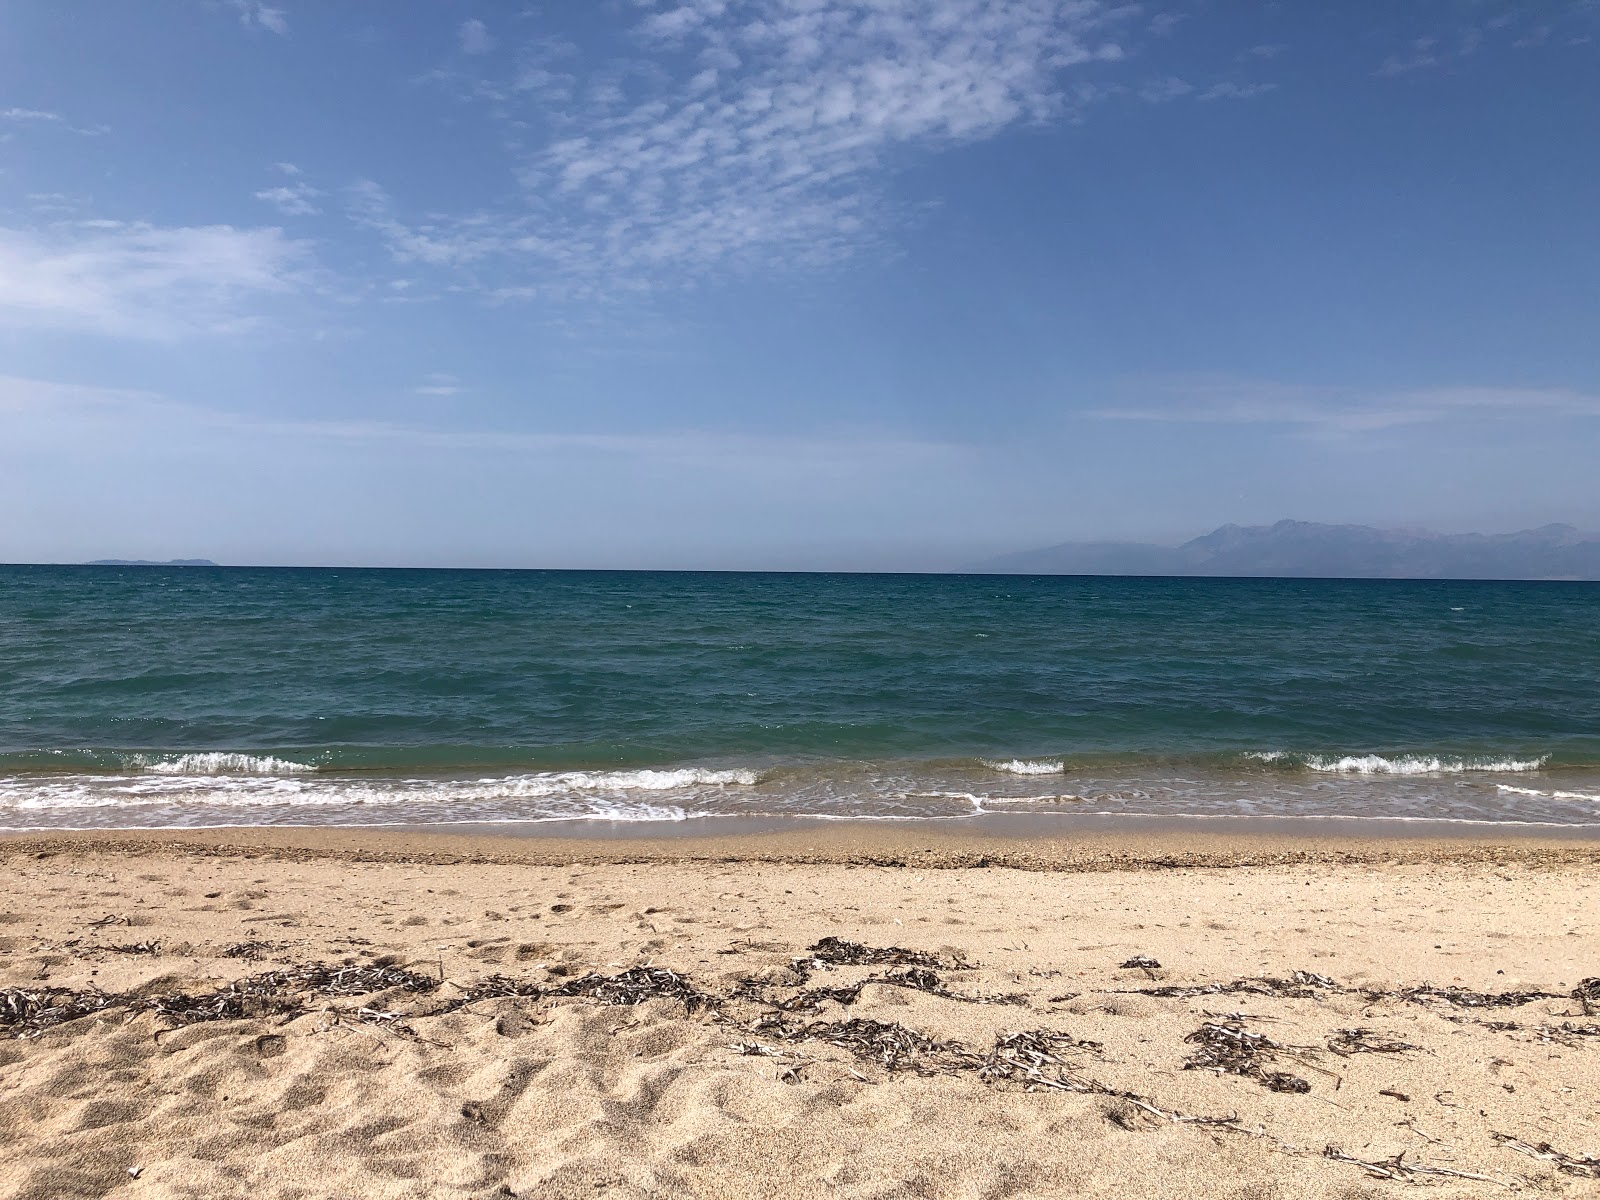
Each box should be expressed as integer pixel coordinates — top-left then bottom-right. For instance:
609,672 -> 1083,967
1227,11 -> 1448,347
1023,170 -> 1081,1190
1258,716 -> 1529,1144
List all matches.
136,753 -> 316,775
983,759 -> 1065,775
1245,752 -> 1547,775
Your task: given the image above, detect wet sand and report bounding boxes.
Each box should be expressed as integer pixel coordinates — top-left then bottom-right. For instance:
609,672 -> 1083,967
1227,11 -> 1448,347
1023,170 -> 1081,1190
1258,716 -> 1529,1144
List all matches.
1,824 -> 1598,1198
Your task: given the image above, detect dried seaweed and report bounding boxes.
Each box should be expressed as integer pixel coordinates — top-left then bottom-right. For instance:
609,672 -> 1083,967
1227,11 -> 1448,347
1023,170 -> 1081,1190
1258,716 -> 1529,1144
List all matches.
104,941 -> 160,956
1383,984 -> 1561,1009
1323,1146 -> 1502,1185
1122,969 -> 1337,1000
804,937 -> 961,971
548,966 -> 717,1012
769,1017 -> 981,1074
1184,1022 -> 1311,1093
979,1029 -> 1103,1092
1326,1027 -> 1417,1056
1572,978 -> 1600,1017
221,941 -> 281,961
1492,1133 -> 1600,1178
0,986 -> 120,1038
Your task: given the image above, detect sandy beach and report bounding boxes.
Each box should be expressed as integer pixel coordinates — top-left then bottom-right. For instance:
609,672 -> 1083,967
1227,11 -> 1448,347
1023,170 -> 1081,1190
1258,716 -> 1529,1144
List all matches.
2,825 -> 1598,1199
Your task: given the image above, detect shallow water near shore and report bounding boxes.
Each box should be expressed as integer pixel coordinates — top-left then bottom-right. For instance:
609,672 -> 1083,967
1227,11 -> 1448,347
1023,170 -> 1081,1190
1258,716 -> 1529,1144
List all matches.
3,565 -> 1598,830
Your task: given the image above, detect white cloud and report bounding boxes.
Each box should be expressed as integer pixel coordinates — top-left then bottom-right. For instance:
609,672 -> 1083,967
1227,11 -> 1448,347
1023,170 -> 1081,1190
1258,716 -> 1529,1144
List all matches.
384,1 -> 1139,291
1198,81 -> 1277,101
459,19 -> 493,55
1090,377 -> 1600,434
2,107 -> 63,123
415,372 -> 461,397
255,182 -> 322,215
0,221 -> 311,339
227,1 -> 288,35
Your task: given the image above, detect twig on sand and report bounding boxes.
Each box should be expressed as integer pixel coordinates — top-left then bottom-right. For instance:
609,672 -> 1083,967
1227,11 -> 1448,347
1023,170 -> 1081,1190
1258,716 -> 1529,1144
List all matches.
1323,1146 -> 1504,1185
1491,1133 -> 1600,1178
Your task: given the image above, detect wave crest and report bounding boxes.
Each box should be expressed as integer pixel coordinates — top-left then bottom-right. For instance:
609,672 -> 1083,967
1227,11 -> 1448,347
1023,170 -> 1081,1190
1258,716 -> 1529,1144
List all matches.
1303,754 -> 1547,775
983,759 -> 1065,776
136,753 -> 315,775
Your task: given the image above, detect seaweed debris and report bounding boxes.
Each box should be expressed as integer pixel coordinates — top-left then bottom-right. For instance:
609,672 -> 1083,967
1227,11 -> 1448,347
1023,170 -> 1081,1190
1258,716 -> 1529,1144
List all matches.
979,1029 -> 1104,1092
763,1017 -> 981,1074
803,937 -> 963,971
1572,978 -> 1600,1016
1382,984 -> 1562,1009
1121,970 -> 1336,1000
0,986 -> 121,1039
221,941 -> 281,961
548,966 -> 717,1012
3,963 -> 440,1037
133,964 -> 440,1027
1184,1022 -> 1312,1093
1491,1133 -> 1600,1178
1326,1027 -> 1417,1056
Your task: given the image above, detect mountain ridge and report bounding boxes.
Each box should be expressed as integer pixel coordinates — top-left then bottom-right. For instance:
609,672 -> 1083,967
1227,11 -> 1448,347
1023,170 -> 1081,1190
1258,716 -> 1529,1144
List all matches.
965,521 -> 1600,579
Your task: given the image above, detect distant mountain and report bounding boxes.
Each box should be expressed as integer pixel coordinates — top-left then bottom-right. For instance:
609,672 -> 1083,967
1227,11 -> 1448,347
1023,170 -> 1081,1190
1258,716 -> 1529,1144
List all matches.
85,559 -> 219,567
965,521 -> 1600,580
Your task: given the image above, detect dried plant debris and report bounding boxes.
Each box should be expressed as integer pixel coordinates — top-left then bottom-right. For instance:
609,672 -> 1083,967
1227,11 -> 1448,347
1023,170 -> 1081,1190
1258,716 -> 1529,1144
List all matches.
1380,984 -> 1562,1009
103,940 -> 161,956
1184,1022 -> 1312,1093
980,1030 -> 1104,1092
547,966 -> 717,1012
1126,969 -> 1578,1012
0,986 -> 121,1038
1572,978 -> 1600,1016
2,962 -> 440,1037
1323,1147 -> 1501,1185
753,963 -> 1025,1012
1122,970 -> 1337,1000
803,937 -> 961,971
1492,1133 -> 1600,1178
221,941 -> 281,960
1326,1027 -> 1417,1056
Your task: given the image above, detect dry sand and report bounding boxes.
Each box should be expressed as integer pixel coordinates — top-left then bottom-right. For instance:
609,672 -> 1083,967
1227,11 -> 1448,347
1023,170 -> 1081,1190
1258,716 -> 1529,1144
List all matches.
1,825 -> 1598,1199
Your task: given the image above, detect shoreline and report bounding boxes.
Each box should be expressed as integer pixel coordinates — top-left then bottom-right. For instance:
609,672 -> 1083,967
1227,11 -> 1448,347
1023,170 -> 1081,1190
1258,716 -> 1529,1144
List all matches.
6,811 -> 1600,870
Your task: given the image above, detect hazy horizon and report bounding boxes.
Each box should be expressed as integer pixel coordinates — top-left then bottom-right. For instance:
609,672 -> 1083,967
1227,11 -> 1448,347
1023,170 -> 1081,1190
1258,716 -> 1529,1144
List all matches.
3,2 -> 1597,571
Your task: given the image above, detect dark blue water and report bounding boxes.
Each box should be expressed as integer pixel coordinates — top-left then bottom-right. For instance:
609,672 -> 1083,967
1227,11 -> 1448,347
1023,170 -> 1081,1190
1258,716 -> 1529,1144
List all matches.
2,566 -> 1597,829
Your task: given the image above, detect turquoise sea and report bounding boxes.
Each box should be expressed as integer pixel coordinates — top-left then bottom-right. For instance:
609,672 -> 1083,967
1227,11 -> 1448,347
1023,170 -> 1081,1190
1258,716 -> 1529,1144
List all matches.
1,565 -> 1598,830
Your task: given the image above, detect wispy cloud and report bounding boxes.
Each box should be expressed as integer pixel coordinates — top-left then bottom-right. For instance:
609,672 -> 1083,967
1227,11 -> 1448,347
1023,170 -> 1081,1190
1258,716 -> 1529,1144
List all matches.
373,1 -> 1166,294
226,1 -> 288,36
0,374 -> 961,478
0,221 -> 311,339
414,372 -> 462,397
1090,377 -> 1600,434
1374,5 -> 1597,76
458,19 -> 493,56
255,182 -> 321,216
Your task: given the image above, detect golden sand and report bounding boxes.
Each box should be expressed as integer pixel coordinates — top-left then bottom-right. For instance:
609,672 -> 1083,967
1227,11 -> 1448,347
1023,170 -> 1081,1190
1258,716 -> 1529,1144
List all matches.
1,826 -> 1597,1198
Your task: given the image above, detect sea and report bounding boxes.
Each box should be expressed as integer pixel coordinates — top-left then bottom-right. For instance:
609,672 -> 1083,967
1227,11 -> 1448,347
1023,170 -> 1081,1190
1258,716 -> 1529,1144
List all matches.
1,565 -> 1598,832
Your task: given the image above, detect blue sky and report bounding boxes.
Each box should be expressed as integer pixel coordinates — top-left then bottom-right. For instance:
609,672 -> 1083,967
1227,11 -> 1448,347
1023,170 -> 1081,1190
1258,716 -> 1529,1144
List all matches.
2,0 -> 1597,569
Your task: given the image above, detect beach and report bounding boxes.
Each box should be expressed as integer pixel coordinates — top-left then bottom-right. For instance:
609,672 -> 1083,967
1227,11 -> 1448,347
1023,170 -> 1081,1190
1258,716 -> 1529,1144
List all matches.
3,824 -> 1598,1199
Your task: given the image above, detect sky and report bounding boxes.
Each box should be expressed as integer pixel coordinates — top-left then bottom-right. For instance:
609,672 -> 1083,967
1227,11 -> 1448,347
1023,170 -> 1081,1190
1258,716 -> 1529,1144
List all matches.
2,0 -> 1597,570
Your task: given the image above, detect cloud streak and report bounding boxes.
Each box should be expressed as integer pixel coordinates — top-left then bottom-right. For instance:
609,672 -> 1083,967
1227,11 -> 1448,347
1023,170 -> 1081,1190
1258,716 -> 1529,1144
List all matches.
1090,377 -> 1600,434
0,221 -> 311,339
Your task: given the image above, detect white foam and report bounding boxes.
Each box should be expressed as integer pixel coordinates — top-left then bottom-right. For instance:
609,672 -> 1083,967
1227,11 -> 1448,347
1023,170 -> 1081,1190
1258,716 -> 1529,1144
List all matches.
1497,784 -> 1600,802
1302,755 -> 1547,775
983,759 -> 1065,776
0,766 -> 761,813
136,753 -> 315,775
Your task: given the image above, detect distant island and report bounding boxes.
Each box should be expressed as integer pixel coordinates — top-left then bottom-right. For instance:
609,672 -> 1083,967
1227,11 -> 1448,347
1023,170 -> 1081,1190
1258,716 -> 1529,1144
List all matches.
85,559 -> 219,567
965,521 -> 1600,580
